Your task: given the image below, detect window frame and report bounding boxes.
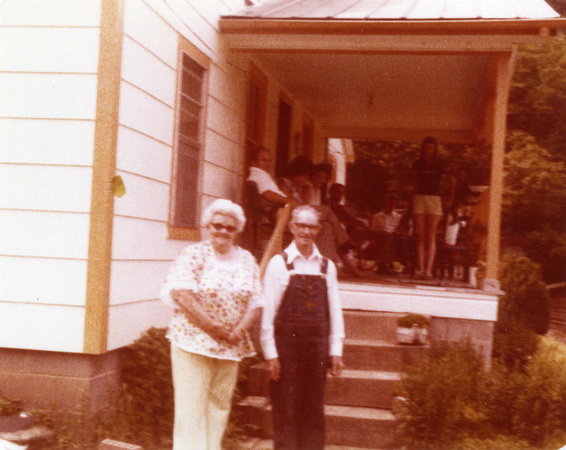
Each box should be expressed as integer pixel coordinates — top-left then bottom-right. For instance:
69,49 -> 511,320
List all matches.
168,37 -> 210,241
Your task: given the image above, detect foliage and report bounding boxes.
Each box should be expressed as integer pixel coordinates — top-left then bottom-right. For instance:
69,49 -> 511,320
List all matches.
498,255 -> 550,335
503,131 -> 566,239
396,337 -> 566,449
394,340 -> 488,448
492,318 -> 539,371
396,313 -> 430,329
350,140 -> 477,213
486,338 -> 566,447
508,34 -> 566,161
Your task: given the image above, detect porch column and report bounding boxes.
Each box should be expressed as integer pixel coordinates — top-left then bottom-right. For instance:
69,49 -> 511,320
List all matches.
484,52 -> 515,292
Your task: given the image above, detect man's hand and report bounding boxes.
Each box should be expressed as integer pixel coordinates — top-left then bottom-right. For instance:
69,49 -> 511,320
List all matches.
265,358 -> 281,381
328,356 -> 344,377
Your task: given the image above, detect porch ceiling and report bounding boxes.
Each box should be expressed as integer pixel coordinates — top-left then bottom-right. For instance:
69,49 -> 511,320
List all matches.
249,51 -> 490,142
220,0 -> 565,142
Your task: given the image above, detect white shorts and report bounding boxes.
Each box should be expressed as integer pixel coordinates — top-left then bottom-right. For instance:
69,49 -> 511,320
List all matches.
413,195 -> 442,216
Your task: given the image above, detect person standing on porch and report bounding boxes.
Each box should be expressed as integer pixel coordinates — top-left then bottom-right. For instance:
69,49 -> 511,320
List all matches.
261,205 -> 345,450
412,136 -> 455,280
160,199 -> 263,450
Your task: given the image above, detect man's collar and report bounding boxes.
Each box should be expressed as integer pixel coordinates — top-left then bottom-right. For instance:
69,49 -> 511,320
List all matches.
250,166 -> 267,175
285,241 -> 322,264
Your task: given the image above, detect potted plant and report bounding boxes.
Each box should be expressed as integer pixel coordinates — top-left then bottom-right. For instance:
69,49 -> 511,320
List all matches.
396,313 -> 430,345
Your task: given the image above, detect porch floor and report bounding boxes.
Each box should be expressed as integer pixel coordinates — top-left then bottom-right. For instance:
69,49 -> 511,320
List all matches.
338,270 -> 479,293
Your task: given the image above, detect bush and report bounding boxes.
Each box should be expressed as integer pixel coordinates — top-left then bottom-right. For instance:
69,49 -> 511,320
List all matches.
493,318 -> 539,370
499,255 -> 550,335
394,340 -> 488,448
396,337 -> 566,449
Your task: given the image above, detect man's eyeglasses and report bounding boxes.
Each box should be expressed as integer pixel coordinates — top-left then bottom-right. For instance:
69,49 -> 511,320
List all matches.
292,222 -> 320,231
211,223 -> 237,233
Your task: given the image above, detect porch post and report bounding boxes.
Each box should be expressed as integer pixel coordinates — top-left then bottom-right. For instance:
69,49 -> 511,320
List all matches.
484,51 -> 515,292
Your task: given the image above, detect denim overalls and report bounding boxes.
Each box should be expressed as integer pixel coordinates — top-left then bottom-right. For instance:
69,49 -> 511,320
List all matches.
271,253 -> 330,450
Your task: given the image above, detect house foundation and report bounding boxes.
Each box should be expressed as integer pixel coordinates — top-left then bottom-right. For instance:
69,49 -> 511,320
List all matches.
0,347 -> 127,413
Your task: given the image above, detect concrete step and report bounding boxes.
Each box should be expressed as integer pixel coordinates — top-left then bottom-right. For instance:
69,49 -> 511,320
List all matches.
236,397 -> 400,449
344,310 -> 400,342
343,338 -> 428,371
326,369 -> 400,409
247,363 -> 400,409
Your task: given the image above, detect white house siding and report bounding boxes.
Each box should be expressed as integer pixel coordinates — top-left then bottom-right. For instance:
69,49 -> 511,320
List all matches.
106,0 -> 322,349
0,0 -> 102,352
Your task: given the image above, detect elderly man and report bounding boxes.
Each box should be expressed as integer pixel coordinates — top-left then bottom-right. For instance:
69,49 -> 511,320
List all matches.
261,205 -> 345,450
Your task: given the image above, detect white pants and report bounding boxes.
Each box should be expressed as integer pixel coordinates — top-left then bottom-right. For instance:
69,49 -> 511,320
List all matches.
171,344 -> 239,450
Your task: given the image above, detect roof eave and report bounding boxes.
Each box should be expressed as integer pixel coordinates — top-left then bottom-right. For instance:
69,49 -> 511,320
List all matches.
219,17 -> 566,36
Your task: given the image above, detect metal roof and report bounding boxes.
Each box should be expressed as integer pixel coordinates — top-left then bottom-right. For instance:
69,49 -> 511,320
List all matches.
225,0 -> 562,20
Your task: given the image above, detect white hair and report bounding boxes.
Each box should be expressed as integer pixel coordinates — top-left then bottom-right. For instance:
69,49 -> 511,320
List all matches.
290,205 -> 321,224
201,199 -> 246,233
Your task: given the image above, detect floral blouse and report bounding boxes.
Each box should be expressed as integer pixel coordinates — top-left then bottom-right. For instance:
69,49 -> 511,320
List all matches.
160,241 -> 263,361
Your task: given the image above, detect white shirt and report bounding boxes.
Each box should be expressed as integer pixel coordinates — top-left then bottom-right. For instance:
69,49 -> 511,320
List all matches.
247,166 -> 286,196
371,210 -> 401,234
260,241 -> 345,360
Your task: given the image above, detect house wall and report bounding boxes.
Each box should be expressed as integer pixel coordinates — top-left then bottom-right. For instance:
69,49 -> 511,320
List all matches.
106,0 -> 325,350
0,0 -> 102,353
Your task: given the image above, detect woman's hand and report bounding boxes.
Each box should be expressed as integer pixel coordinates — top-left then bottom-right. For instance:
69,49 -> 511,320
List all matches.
226,323 -> 246,345
208,323 -> 231,342
328,356 -> 344,377
265,358 -> 281,381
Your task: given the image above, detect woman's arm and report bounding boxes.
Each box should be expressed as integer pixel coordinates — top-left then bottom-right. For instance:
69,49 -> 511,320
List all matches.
171,289 -> 230,342
226,306 -> 262,345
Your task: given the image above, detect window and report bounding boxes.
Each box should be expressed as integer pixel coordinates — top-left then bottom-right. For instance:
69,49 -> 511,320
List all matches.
169,39 -> 209,240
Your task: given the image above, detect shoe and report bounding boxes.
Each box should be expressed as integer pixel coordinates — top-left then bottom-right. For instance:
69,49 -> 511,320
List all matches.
424,272 -> 434,280
413,270 -> 424,279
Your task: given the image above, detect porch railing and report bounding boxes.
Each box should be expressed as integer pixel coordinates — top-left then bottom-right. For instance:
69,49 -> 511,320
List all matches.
259,204 -> 292,278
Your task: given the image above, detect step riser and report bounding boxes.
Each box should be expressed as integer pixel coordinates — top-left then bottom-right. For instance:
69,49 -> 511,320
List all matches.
236,402 -> 400,449
247,365 -> 399,409
326,376 -> 398,409
344,311 -> 399,341
344,343 -> 428,371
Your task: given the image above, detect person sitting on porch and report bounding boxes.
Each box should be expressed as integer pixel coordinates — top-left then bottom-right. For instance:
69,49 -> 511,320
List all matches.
160,199 -> 263,450
326,183 -> 369,233
278,156 -> 354,273
369,194 -> 404,274
412,136 -> 456,280
247,148 -> 299,215
310,163 -> 333,206
261,205 -> 345,450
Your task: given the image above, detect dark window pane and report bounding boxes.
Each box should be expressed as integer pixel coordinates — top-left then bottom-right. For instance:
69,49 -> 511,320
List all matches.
172,142 -> 200,228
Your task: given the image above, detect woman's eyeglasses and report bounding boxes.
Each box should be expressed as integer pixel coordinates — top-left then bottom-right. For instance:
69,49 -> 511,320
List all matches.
211,222 -> 237,233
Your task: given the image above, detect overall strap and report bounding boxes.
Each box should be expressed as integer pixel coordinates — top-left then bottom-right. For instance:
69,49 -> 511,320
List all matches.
281,252 -> 328,274
320,257 -> 329,275
280,252 -> 294,271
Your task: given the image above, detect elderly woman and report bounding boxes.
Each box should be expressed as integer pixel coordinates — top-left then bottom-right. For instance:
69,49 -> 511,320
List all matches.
160,199 -> 263,450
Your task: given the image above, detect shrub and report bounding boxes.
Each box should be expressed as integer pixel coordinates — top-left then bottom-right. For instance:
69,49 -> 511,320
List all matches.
394,340 -> 488,448
493,318 -> 539,370
508,339 -> 566,445
118,327 -> 174,446
499,255 -> 550,335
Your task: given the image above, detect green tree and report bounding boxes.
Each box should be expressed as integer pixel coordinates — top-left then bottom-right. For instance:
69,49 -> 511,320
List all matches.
508,34 -> 566,162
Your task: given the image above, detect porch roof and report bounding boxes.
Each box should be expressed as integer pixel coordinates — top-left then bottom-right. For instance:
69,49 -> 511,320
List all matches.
227,0 -> 561,19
